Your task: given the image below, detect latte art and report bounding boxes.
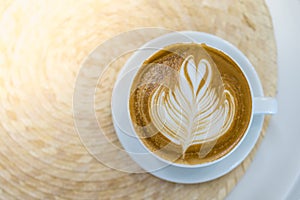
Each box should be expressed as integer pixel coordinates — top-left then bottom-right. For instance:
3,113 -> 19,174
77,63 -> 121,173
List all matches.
129,43 -> 252,165
149,56 -> 235,154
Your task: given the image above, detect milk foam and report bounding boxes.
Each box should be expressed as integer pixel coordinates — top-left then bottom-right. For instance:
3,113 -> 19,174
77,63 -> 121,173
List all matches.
149,55 -> 235,153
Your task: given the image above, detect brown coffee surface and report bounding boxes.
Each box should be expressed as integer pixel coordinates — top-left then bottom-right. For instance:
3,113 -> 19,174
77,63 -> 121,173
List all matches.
129,43 -> 252,165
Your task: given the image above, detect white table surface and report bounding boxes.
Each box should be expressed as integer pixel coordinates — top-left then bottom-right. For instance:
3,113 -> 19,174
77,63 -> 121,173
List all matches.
227,0 -> 300,199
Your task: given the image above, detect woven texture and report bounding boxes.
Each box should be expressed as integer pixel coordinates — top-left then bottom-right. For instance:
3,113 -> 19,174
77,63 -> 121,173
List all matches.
0,0 -> 277,199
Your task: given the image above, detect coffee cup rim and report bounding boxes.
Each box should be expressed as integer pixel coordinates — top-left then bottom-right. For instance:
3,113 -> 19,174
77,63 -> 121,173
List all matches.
124,31 -> 257,168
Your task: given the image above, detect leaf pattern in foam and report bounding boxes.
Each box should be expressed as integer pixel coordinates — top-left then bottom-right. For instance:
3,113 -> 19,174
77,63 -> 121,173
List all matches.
150,55 -> 235,155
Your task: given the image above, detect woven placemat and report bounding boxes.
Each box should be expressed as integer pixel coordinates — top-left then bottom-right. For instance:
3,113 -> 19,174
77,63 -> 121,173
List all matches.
0,0 -> 277,199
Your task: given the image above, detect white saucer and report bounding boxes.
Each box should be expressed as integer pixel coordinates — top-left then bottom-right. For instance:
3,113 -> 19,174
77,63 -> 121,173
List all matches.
111,31 -> 264,184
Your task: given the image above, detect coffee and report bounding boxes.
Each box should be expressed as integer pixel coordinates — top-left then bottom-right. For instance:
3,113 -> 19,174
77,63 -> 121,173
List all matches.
129,43 -> 252,165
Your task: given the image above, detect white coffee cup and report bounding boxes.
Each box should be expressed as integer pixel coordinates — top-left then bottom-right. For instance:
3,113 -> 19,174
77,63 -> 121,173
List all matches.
113,31 -> 277,169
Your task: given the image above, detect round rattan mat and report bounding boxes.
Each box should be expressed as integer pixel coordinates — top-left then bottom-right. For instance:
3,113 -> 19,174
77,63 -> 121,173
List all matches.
0,0 -> 277,199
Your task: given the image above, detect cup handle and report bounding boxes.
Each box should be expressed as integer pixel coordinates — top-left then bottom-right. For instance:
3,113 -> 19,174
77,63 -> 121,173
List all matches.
253,97 -> 278,115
